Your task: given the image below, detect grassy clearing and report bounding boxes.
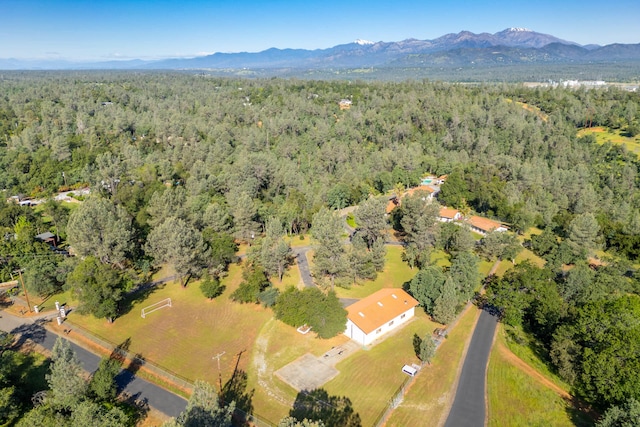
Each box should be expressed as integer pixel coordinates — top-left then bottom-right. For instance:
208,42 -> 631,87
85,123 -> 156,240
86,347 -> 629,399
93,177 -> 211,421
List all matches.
501,326 -> 571,393
66,262 -> 271,384
519,227 -> 543,242
284,234 -> 311,248
334,245 -> 417,299
386,305 -> 481,426
346,213 -> 357,228
577,126 -> 640,155
325,310 -> 440,427
430,249 -> 451,268
273,259 -> 302,290
487,327 -> 591,427
514,248 -> 545,268
492,260 -> 513,277
246,317 -> 353,424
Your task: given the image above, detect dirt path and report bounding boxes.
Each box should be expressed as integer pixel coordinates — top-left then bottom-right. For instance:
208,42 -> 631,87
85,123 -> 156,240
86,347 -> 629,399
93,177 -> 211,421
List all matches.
495,336 -> 570,399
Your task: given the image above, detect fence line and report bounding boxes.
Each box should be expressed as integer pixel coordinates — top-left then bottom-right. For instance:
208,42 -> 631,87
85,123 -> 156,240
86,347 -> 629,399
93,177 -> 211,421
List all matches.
62,320 -> 278,425
63,321 -> 194,391
373,373 -> 415,427
372,262 -> 499,427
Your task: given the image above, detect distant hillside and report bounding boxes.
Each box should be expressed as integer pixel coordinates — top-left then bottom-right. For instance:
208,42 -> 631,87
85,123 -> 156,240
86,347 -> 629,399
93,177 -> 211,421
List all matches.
2,28 -> 640,78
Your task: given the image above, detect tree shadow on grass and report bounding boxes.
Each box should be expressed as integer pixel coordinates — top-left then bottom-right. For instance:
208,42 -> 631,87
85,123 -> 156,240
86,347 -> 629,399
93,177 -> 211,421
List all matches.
222,369 -> 254,425
565,396 -> 598,427
118,282 -> 165,317
221,350 -> 255,425
289,388 -> 362,427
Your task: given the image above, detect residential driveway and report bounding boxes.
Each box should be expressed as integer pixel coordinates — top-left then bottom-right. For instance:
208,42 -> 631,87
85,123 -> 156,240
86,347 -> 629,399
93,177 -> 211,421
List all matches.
293,247 -> 314,288
0,312 -> 187,418
444,309 -> 498,427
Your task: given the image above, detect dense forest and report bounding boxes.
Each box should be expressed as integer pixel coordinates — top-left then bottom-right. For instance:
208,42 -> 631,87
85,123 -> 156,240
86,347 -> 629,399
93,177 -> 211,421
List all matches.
1,71 -> 640,425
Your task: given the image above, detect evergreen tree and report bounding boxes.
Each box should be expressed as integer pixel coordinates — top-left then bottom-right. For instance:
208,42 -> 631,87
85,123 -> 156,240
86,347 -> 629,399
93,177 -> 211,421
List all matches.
146,216 -> 210,287
89,357 -> 121,402
164,380 -> 234,427
409,266 -> 446,315
419,336 -> 437,364
45,338 -> 88,411
65,257 -> 123,322
432,277 -> 458,324
66,197 -> 133,268
200,272 -> 224,300
311,208 -> 347,289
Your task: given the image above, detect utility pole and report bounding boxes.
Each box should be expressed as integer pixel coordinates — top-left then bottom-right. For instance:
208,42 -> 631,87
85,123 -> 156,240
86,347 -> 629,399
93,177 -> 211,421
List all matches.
212,351 -> 225,394
15,269 -> 31,313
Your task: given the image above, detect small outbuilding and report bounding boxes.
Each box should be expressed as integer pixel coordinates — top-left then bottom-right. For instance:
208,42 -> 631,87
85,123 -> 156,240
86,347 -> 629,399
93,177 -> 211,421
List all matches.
344,288 -> 419,346
35,231 -> 57,247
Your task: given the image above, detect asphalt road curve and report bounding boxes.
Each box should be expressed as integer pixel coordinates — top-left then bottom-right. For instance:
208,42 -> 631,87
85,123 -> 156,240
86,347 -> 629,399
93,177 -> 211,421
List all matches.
0,314 -> 187,418
444,309 -> 498,427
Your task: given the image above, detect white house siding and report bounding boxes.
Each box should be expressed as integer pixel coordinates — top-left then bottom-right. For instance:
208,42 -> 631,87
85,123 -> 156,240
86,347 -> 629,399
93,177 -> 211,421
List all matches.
344,306 -> 416,346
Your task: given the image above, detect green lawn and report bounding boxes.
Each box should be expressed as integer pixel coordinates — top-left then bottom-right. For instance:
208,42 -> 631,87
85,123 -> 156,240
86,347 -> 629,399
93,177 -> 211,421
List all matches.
514,248 -> 545,268
487,327 -> 592,427
284,234 -> 311,248
346,213 -> 357,228
578,126 -> 640,155
334,245 -> 418,299
501,325 -> 572,394
324,310 -> 439,427
430,249 -> 451,268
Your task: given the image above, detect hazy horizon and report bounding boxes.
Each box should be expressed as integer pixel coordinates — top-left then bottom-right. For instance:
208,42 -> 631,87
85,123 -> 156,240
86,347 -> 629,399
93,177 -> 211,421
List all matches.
2,0 -> 639,61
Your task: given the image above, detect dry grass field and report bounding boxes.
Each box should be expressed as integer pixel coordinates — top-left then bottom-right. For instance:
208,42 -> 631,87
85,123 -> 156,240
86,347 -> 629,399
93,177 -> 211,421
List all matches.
385,305 -> 480,427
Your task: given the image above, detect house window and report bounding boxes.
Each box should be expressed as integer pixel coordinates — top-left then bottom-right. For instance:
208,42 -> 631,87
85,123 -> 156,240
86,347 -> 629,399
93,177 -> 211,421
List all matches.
388,321 -> 394,327
401,314 -> 406,319
376,328 -> 382,334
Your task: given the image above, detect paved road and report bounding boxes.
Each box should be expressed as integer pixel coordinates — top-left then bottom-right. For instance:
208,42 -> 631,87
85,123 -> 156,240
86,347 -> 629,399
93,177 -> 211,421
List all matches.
293,247 -> 314,288
0,312 -> 187,418
444,309 -> 498,427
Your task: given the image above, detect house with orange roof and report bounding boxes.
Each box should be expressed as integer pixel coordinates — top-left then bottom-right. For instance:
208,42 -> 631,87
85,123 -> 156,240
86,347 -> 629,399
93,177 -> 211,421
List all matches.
466,215 -> 508,235
344,288 -> 420,346
439,207 -> 462,222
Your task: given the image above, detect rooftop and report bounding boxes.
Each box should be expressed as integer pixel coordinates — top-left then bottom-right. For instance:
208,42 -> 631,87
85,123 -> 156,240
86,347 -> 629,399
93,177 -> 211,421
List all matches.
467,215 -> 505,232
346,288 -> 419,334
439,207 -> 460,219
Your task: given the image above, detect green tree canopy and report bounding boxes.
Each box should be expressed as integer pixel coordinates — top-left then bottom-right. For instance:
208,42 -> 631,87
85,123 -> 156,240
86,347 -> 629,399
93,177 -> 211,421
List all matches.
274,287 -> 347,339
311,208 -> 348,289
65,256 -> 123,322
408,265 -> 447,315
66,197 -> 133,268
146,216 -> 210,286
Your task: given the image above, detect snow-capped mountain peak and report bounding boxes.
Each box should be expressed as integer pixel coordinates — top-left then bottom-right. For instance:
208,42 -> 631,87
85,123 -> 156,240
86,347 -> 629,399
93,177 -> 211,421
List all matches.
354,39 -> 375,45
507,27 -> 532,32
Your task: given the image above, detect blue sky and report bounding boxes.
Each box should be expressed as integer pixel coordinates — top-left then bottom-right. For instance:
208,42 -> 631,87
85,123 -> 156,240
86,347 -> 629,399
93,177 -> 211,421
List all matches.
2,0 -> 639,61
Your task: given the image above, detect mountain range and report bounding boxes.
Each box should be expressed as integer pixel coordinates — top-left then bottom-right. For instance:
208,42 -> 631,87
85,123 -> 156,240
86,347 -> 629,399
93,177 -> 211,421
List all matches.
2,28 -> 639,71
